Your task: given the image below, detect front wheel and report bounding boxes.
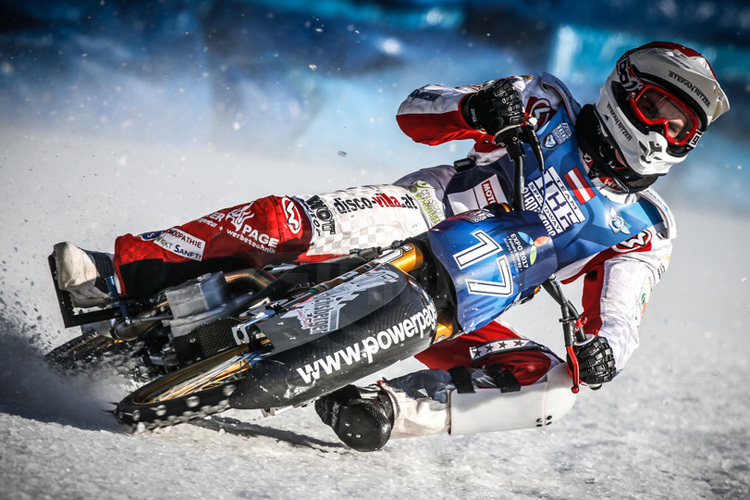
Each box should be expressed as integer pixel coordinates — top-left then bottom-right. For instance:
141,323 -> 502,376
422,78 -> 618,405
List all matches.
115,345 -> 257,429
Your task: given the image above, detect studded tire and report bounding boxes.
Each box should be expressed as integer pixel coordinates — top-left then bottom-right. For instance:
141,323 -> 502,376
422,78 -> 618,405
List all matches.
45,332 -> 141,373
115,345 -> 251,429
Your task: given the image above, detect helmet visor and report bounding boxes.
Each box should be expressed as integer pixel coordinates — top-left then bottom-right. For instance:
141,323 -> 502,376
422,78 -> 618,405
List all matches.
630,85 -> 700,146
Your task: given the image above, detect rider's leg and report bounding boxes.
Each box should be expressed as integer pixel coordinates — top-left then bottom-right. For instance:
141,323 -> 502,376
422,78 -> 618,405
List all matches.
316,320 -> 577,449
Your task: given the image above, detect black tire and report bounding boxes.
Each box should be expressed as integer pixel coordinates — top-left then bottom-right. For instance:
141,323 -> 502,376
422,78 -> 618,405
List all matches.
45,333 -> 132,371
115,345 -> 253,429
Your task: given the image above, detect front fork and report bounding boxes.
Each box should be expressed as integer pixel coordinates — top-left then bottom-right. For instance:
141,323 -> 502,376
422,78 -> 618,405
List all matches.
542,277 -> 586,393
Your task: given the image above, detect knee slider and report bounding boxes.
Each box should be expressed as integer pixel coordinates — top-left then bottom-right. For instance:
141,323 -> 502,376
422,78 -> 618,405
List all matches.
449,363 -> 577,436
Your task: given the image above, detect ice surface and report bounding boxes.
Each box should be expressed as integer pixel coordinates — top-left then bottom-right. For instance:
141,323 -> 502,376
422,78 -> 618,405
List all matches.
1,122 -> 747,500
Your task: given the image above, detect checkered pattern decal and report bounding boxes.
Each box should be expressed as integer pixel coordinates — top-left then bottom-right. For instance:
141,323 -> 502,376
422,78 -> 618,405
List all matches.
302,185 -> 432,256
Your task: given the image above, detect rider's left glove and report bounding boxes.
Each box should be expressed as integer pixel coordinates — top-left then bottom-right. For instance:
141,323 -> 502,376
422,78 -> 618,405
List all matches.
461,79 -> 526,137
571,335 -> 617,388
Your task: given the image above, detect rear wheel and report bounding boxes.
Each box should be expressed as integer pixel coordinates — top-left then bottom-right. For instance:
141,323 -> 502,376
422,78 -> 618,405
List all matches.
115,345 -> 256,429
45,329 -> 171,380
45,332 -> 138,372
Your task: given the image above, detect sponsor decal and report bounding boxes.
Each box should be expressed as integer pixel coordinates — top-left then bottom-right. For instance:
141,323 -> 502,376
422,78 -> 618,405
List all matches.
608,207 -> 630,234
527,97 -> 552,128
453,210 -> 494,224
408,89 -> 440,101
332,191 -> 419,214
470,338 -> 544,362
638,276 -> 653,315
282,197 -> 302,235
225,204 -> 255,232
204,203 -> 280,252
283,267 -> 401,335
139,231 -> 162,241
657,253 -> 670,280
481,179 -> 498,204
447,175 -> 507,213
524,167 -> 585,237
632,269 -> 655,326
617,57 -> 641,93
542,122 -> 572,150
199,209 -> 230,228
614,230 -> 652,253
607,102 -> 634,141
197,217 -> 218,228
150,228 -> 206,261
295,303 -> 438,384
505,231 -> 549,271
667,70 -> 710,108
305,195 -> 337,236
564,167 -> 595,205
409,181 -> 445,226
687,129 -> 702,149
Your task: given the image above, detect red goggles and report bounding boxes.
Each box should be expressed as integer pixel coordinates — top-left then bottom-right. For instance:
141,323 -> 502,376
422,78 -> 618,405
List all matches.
628,84 -> 701,146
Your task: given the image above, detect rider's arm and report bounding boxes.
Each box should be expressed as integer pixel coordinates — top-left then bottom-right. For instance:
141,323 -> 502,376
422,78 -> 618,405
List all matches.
571,229 -> 673,372
396,75 -> 561,148
396,84 -> 491,145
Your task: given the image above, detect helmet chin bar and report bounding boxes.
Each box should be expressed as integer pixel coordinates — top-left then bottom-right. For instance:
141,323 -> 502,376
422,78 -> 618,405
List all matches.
598,134 -> 662,193
577,105 -> 660,194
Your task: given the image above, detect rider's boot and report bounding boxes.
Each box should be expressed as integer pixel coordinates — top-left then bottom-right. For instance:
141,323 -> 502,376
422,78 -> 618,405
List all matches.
53,242 -> 116,308
315,384 -> 394,452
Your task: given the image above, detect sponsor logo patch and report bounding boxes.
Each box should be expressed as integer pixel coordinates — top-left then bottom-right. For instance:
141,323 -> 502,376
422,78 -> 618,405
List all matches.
409,181 -> 445,226
527,97 -> 552,128
408,89 -> 440,101
295,303 -> 438,384
447,175 -> 507,213
282,197 -> 302,235
524,167 -> 585,237
149,228 -> 205,261
614,230 -> 652,252
608,207 -> 630,234
225,204 -> 255,232
304,195 -> 337,237
542,122 -> 573,150
283,267 -> 401,335
331,191 -> 419,214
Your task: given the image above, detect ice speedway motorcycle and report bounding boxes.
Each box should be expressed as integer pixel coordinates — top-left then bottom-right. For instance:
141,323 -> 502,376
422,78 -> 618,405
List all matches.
46,123 -> 612,430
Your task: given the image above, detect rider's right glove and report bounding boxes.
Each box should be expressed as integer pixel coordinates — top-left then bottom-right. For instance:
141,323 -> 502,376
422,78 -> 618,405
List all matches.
461,79 -> 526,138
572,335 -> 617,388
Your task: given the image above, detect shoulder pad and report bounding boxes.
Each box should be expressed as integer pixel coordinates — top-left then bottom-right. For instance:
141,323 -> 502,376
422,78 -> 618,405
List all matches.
638,188 -> 676,239
540,73 -> 582,120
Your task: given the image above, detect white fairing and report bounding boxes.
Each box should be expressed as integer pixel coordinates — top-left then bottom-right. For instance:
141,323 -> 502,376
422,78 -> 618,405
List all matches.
449,363 -> 577,436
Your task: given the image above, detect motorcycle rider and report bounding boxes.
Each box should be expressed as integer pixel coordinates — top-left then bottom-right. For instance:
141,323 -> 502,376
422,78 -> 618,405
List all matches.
54,42 -> 729,451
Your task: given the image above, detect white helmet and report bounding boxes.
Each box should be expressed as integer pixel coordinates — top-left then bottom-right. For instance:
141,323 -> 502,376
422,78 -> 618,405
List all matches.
594,41 -> 730,184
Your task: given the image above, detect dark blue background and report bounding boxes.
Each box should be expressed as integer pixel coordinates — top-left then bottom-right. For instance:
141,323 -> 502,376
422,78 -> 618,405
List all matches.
1,0 -> 747,209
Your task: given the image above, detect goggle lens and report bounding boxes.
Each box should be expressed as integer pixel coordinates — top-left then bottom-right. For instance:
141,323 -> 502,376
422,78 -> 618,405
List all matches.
630,85 -> 700,146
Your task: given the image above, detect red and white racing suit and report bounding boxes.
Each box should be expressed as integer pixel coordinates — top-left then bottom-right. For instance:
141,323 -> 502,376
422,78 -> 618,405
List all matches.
111,74 -> 673,437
